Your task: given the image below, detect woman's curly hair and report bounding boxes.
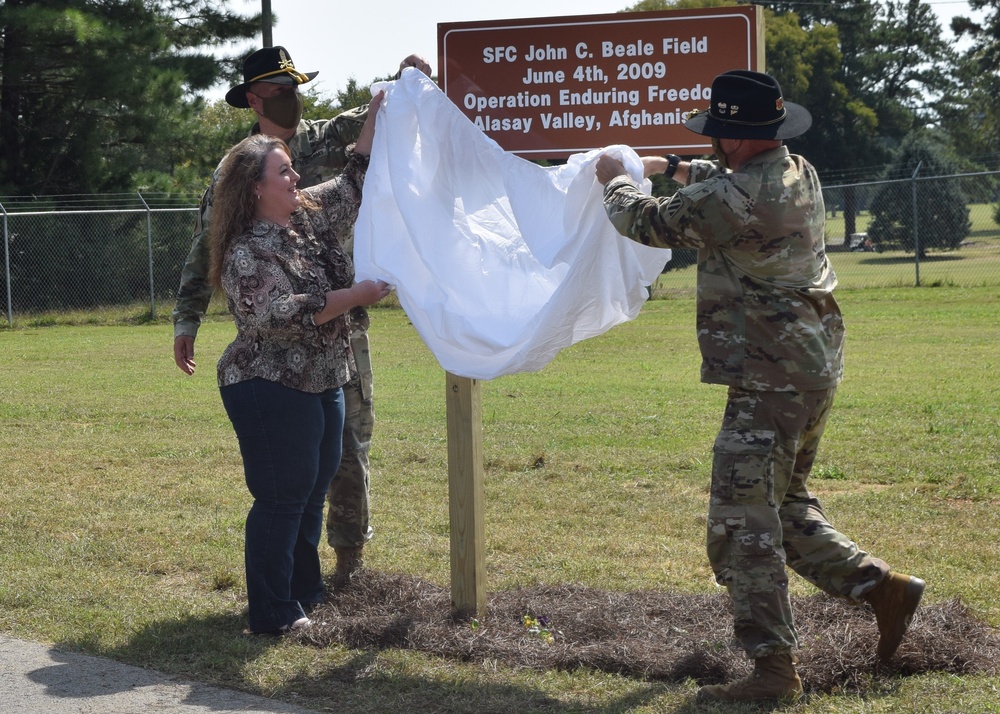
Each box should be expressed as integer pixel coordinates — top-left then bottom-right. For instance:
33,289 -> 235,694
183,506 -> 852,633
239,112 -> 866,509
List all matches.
208,134 -> 292,289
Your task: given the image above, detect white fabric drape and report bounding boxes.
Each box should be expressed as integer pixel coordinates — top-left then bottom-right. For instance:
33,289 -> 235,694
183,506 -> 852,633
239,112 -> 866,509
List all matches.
354,69 -> 671,380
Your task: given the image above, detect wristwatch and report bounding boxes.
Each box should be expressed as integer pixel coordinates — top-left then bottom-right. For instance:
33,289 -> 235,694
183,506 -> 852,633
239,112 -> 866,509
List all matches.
663,154 -> 681,179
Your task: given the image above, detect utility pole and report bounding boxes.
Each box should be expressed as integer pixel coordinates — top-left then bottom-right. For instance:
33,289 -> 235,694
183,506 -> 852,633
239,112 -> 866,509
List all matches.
261,0 -> 272,47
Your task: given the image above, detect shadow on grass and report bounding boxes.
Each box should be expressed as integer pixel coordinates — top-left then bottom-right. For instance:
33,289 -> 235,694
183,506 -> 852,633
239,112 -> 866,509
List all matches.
278,648 -> 673,713
55,572 -> 1000,713
64,610 -> 670,713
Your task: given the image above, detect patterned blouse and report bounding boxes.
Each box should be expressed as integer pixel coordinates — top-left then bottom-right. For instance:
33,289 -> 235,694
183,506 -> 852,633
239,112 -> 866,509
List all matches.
217,152 -> 369,394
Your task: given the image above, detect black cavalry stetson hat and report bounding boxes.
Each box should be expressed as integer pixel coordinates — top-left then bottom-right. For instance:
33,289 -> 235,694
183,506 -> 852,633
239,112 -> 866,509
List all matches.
683,70 -> 812,140
225,46 -> 318,108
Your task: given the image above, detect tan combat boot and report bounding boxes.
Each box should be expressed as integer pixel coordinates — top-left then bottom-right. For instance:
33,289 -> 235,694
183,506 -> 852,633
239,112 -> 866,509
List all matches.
864,571 -> 925,661
696,652 -> 803,702
332,546 -> 364,589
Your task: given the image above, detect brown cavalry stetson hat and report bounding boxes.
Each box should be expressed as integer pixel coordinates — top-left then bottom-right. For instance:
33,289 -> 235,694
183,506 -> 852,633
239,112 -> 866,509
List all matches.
225,46 -> 318,108
683,69 -> 812,140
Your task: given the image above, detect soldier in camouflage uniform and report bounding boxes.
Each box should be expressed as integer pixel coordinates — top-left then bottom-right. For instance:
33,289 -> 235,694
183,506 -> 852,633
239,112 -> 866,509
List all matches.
173,46 -> 431,588
595,70 -> 925,702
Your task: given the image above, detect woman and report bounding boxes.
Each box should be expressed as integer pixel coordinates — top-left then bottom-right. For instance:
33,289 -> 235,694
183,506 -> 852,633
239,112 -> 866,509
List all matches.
209,92 -> 391,634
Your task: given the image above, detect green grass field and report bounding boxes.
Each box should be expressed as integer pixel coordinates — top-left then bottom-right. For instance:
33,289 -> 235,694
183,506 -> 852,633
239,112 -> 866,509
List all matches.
1,286 -> 998,712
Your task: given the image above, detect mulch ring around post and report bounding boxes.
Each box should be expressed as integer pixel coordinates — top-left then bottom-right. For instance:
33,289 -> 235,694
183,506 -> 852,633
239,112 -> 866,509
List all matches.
294,570 -> 1000,695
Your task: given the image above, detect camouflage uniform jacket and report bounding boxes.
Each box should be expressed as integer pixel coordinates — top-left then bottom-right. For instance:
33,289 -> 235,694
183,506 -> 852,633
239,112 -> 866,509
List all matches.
217,153 -> 368,394
603,146 -> 844,392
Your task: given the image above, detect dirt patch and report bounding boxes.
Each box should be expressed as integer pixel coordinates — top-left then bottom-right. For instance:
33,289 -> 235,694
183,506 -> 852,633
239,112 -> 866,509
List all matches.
299,571 -> 1000,694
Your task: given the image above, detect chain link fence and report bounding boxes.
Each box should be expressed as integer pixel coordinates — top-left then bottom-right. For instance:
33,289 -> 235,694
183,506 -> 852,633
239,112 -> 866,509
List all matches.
1,193 -> 198,324
658,169 -> 1000,292
2,170 -> 999,324
820,169 -> 1000,289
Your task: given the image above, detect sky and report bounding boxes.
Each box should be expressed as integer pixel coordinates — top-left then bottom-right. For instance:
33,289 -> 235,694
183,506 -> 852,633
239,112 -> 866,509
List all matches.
208,0 -> 628,100
205,0 -> 984,101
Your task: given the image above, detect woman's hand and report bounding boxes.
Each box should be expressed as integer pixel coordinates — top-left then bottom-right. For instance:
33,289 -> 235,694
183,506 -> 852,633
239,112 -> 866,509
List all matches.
314,280 -> 393,325
351,279 -> 393,306
353,91 -> 385,157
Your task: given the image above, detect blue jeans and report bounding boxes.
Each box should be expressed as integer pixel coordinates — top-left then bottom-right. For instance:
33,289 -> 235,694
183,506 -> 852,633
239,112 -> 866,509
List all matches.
220,378 -> 344,633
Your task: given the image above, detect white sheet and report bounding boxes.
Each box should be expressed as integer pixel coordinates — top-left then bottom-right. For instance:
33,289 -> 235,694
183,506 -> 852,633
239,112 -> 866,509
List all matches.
354,69 -> 671,380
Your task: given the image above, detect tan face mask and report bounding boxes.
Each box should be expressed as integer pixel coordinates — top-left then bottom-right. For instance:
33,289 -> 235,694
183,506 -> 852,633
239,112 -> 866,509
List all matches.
711,137 -> 731,170
255,90 -> 303,130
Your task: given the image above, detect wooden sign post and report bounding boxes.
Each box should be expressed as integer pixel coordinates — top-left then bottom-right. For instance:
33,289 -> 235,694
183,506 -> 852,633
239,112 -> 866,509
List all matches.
445,372 -> 486,618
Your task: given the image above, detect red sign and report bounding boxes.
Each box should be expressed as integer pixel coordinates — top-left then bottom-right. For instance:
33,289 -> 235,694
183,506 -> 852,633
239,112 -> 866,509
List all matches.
438,6 -> 762,158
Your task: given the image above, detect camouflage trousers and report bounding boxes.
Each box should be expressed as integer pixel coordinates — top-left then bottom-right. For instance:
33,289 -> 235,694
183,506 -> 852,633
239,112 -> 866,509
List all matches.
707,386 -> 889,658
325,371 -> 375,548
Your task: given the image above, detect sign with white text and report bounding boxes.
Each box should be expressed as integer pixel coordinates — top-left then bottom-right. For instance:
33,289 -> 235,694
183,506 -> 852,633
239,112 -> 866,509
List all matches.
438,6 -> 763,158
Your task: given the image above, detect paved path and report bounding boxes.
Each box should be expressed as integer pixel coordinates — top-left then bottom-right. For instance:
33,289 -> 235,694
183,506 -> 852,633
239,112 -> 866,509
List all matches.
0,635 -> 318,714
